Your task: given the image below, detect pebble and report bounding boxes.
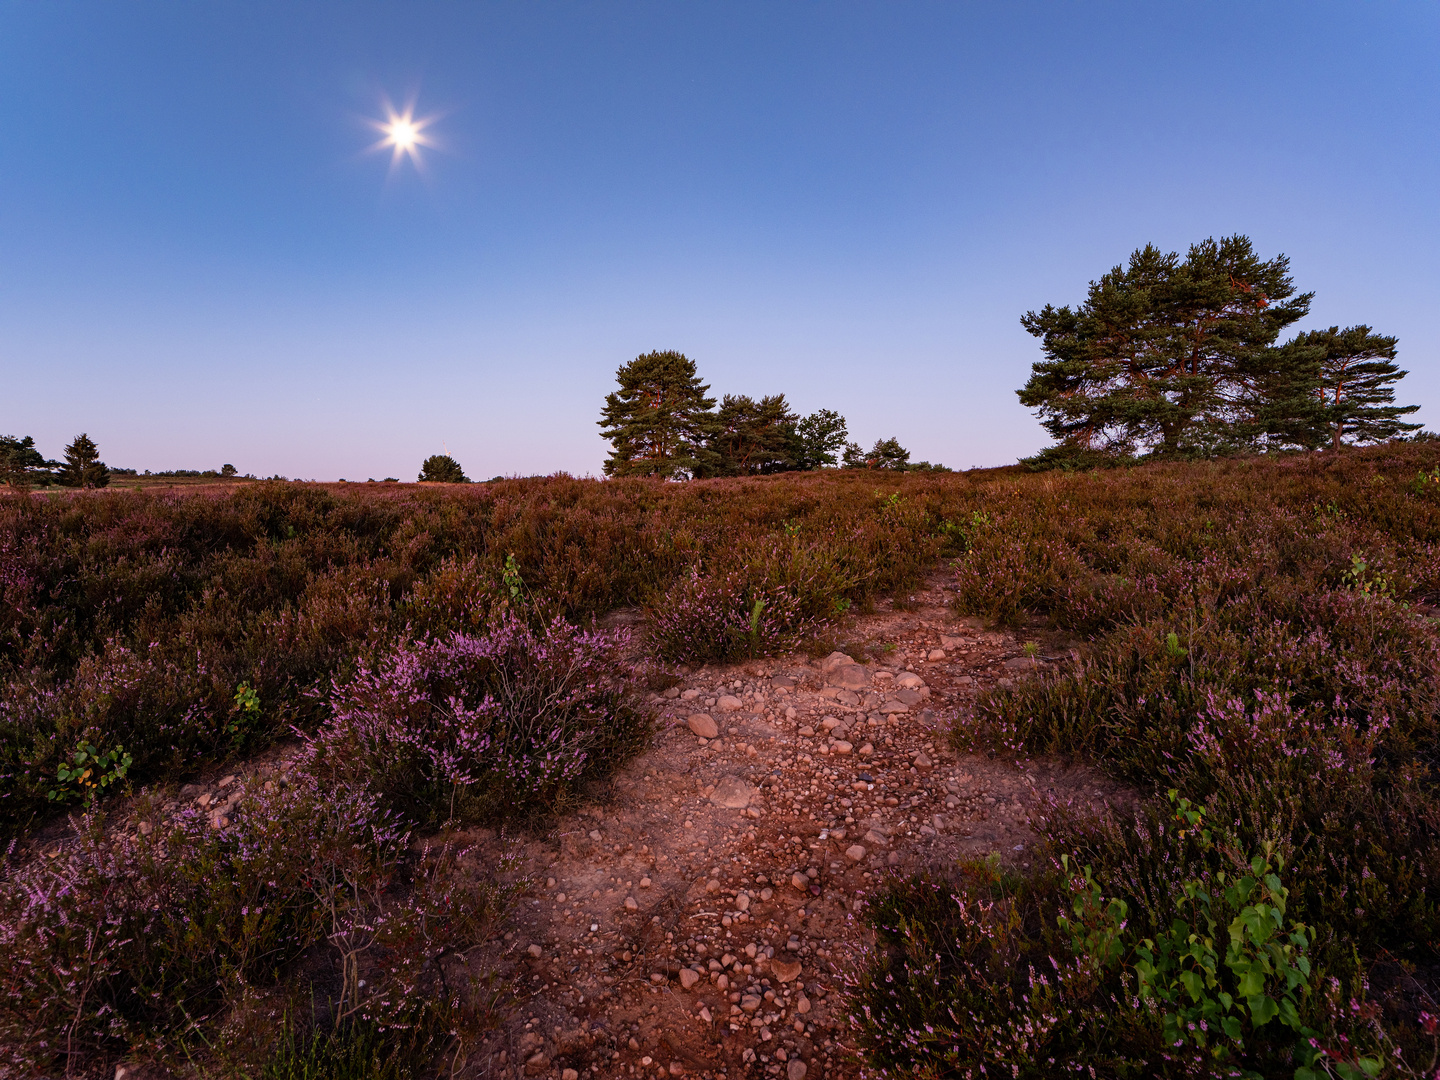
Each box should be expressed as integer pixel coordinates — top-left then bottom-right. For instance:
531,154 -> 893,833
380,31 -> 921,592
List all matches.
624,896 -> 638,910
679,967 -> 702,989
709,776 -> 754,809
717,695 -> 744,712
845,844 -> 866,861
788,1061 -> 809,1080
687,713 -> 719,738
527,944 -> 543,958
772,958 -> 802,983
790,872 -> 809,890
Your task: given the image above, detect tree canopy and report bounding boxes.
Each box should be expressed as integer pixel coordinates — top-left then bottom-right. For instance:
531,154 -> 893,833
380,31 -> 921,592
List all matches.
418,455 -> 469,483
1017,236 -> 1420,466
0,436 -> 56,488
701,394 -> 801,476
1295,325 -> 1420,450
599,351 -> 718,479
1018,236 -> 1316,462
597,350 -> 938,478
56,434 -> 110,489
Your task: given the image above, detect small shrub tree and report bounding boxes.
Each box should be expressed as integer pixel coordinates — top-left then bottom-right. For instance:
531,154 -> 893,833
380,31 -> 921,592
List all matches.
418,455 -> 468,483
56,433 -> 110,488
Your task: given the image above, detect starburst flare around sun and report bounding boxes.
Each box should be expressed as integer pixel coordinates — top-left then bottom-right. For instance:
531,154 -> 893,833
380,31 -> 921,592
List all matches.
367,100 -> 437,172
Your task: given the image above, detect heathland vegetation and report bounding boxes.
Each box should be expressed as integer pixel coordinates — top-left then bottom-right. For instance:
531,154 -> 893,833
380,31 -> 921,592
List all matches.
2,443 -> 1440,1077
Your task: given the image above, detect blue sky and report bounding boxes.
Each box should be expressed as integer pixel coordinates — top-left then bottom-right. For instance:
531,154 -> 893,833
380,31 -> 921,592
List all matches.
2,2 -> 1436,479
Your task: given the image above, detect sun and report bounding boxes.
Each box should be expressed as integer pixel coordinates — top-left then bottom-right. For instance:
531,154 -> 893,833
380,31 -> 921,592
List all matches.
369,103 -> 435,169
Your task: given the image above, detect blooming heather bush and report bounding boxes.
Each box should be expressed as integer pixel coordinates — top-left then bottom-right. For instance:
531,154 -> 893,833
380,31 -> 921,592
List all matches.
0,774 -> 408,1073
301,614 -> 646,825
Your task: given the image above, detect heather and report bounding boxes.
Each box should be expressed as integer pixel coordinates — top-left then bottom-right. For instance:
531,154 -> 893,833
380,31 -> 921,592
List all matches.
4,447 -> 1440,1076
857,443 -> 1440,1078
0,472 -> 951,838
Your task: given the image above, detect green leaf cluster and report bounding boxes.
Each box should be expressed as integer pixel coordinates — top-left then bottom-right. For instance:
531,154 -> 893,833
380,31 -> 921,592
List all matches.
47,740 -> 132,807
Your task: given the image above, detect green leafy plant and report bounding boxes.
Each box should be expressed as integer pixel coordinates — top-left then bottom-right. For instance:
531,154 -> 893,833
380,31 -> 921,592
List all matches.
1022,640 -> 1041,658
1164,630 -> 1187,658
1410,466 -> 1440,496
501,553 -> 525,604
227,682 -> 263,748
1057,793 -> 1375,1077
1341,553 -> 1394,599
47,741 -> 132,807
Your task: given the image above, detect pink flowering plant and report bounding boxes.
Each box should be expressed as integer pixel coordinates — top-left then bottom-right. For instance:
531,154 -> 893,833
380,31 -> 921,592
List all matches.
301,613 -> 647,825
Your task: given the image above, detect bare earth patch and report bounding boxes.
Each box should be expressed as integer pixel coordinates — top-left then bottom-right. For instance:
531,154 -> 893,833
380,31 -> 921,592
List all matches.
470,575 -> 1125,1080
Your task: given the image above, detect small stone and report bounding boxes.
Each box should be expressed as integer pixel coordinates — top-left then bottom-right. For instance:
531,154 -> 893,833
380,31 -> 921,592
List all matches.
734,892 -> 750,911
741,994 -> 763,1013
788,1060 -> 809,1080
790,872 -> 810,890
137,820 -> 153,836
864,830 -> 887,845
625,896 -> 639,910
797,994 -> 811,1014
859,743 -> 874,756
914,751 -> 934,769
798,725 -> 815,736
772,958 -> 802,983
845,844 -> 866,862
681,688 -> 701,700
527,943 -> 543,958
888,850 -> 901,865
588,829 -> 602,841
832,740 -> 853,755
687,713 -> 719,738
927,648 -> 946,661
679,967 -> 702,989
563,1070 -> 580,1080
894,671 -> 926,689
670,1063 -> 685,1077
650,972 -> 666,984
195,793 -> 211,808
879,699 -> 909,713
709,776 -> 755,809
640,877 -> 653,888
819,651 -> 855,673
706,878 -> 721,893
828,664 -> 870,690
717,694 -> 744,712
698,1005 -> 713,1023
524,1053 -> 549,1076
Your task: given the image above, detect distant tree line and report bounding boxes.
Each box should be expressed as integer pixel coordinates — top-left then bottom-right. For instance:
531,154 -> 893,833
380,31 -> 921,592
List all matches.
0,433 -> 111,489
1017,235 -> 1423,469
597,350 -> 948,479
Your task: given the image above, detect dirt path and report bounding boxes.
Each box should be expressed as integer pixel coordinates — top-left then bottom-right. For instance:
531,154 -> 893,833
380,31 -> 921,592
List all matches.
476,575 -> 1123,1080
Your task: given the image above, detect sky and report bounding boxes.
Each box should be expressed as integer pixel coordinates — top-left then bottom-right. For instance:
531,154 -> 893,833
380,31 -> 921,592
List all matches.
2,2 -> 1436,480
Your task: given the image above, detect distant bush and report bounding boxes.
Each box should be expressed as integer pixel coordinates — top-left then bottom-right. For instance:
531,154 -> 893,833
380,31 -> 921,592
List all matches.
417,455 -> 468,483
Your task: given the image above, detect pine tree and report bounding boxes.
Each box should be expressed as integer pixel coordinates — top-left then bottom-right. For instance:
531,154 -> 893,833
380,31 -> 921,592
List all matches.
598,351 -> 718,479
0,435 -> 56,488
843,437 -> 911,470
57,433 -> 110,489
1287,325 -> 1420,449
794,409 -> 849,469
418,455 -> 469,483
703,394 -> 801,476
1018,236 -> 1312,462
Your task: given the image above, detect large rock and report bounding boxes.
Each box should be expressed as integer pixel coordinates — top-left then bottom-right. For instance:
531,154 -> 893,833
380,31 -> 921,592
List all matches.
827,664 -> 870,691
819,651 -> 855,674
717,694 -> 744,712
709,776 -> 755,808
894,671 -> 926,689
687,713 -> 719,738
772,958 -> 802,983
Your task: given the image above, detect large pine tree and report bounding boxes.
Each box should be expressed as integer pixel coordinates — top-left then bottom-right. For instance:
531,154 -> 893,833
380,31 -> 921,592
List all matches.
598,351 -> 718,478
1290,325 -> 1420,449
702,394 -> 801,476
1017,236 -> 1312,461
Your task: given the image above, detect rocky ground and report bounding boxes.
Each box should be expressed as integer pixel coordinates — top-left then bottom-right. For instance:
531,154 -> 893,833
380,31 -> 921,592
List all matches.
466,576 -> 1125,1080
42,574 -> 1128,1080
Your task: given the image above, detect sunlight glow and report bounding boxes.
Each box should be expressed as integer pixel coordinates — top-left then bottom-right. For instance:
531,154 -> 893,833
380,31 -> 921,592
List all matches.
369,102 -> 435,170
